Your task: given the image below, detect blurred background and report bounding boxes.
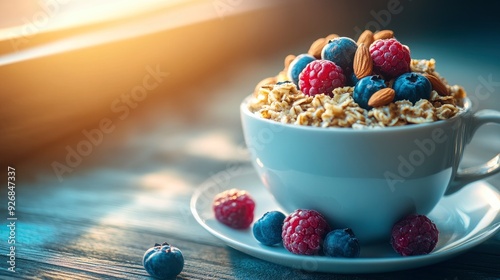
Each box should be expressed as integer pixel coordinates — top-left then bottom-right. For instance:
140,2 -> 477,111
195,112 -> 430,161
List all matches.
0,0 -> 499,180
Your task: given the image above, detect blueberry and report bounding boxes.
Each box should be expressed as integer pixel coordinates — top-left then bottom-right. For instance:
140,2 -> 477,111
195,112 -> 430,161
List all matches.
143,242 -> 184,279
323,228 -> 360,258
321,37 -> 358,75
353,75 -> 386,110
346,71 -> 360,87
287,54 -> 315,88
252,211 -> 286,246
393,72 -> 432,104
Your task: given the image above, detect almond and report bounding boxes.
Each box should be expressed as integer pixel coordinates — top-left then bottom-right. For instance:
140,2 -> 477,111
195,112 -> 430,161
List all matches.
357,30 -> 374,46
423,73 -> 449,96
284,54 -> 296,70
373,30 -> 394,40
455,86 -> 467,98
325,33 -> 339,41
353,43 -> 373,79
368,88 -> 395,107
308,38 -> 326,59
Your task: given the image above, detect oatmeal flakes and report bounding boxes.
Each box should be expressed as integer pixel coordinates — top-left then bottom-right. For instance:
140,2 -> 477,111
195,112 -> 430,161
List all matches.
436,104 -> 460,119
249,59 -> 464,128
410,58 -> 436,73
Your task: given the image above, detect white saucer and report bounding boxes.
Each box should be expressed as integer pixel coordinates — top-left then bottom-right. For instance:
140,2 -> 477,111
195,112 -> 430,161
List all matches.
190,168 -> 500,274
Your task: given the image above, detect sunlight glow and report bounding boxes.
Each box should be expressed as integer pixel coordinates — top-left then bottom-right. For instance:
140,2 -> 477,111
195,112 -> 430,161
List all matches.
185,130 -> 249,161
0,0 -> 276,66
0,0 -> 189,41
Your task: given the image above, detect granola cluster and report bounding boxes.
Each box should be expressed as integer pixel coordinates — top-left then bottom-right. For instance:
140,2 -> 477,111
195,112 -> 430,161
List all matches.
248,60 -> 465,129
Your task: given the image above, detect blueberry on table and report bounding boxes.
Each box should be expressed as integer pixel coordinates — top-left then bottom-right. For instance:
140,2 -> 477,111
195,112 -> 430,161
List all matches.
323,228 -> 360,258
143,242 -> 184,279
393,72 -> 432,104
253,211 -> 286,246
353,75 -> 387,110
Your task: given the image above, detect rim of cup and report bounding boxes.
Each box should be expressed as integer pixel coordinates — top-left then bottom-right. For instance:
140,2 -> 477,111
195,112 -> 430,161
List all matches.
241,95 -> 471,133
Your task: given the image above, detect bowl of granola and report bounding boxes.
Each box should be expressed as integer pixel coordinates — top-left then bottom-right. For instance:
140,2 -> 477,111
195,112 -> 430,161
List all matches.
240,30 -> 500,243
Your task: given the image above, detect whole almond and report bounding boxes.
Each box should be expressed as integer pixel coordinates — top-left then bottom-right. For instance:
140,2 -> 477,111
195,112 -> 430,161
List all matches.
284,54 -> 296,70
357,30 -> 374,46
353,43 -> 373,79
368,88 -> 395,107
423,73 -> 449,96
325,33 -> 339,41
308,38 -> 326,59
373,30 -> 394,40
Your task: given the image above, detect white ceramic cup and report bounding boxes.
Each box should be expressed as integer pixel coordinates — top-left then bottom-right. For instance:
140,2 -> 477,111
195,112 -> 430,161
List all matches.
241,96 -> 500,244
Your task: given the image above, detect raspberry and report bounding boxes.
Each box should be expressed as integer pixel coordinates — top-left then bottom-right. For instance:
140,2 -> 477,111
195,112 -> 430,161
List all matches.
369,38 -> 411,79
298,60 -> 346,96
213,189 -> 255,229
282,209 -> 331,255
391,214 -> 439,256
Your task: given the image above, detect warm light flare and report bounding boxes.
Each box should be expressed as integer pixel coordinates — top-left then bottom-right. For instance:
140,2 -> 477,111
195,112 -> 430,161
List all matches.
0,0 -> 193,40
0,0 -> 277,66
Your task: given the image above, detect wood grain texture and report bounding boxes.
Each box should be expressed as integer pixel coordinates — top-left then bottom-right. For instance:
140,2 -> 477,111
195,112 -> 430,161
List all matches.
1,2 -> 500,278
1,58 -> 499,279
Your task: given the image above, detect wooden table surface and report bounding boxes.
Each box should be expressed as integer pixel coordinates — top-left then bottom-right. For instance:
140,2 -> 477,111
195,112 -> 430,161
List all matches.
2,52 -> 500,279
1,2 -> 500,279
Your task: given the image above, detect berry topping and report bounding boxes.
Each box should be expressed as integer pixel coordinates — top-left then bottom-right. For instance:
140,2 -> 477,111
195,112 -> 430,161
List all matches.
213,189 -> 255,229
143,242 -> 184,279
287,54 -> 315,88
353,75 -> 387,110
282,209 -> 331,255
391,214 -> 439,256
369,38 -> 411,79
321,37 -> 358,74
298,60 -> 346,96
347,71 -> 360,87
393,72 -> 432,103
323,228 -> 360,258
253,211 -> 286,246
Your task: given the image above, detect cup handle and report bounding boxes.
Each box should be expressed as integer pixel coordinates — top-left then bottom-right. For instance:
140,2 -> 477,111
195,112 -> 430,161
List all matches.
445,109 -> 500,195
